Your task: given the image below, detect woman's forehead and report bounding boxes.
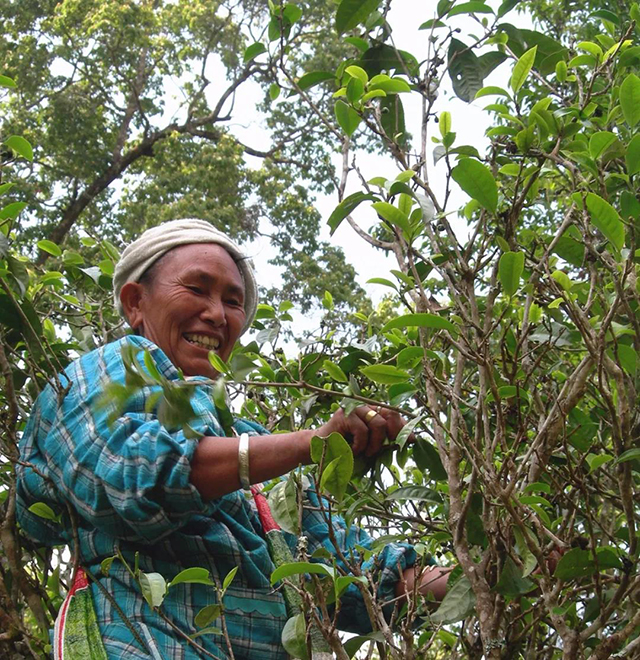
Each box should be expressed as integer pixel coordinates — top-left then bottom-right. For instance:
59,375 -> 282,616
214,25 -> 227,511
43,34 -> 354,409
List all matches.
160,243 -> 244,286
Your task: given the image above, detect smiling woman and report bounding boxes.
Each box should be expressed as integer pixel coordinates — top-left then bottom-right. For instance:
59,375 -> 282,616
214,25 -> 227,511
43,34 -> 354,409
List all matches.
120,244 -> 247,378
16,219 -> 449,660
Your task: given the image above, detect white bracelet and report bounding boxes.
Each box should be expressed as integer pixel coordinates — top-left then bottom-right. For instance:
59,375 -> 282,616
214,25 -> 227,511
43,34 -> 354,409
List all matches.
238,433 -> 251,490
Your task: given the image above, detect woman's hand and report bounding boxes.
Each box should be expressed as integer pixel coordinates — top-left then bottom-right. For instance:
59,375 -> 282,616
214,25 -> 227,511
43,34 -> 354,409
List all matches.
315,405 -> 410,457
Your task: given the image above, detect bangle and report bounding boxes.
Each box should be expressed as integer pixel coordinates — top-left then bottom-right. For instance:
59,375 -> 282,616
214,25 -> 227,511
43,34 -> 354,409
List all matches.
238,433 -> 251,490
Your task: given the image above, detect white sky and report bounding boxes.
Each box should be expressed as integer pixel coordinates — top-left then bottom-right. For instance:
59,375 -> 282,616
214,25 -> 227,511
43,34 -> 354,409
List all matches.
200,1 -> 525,335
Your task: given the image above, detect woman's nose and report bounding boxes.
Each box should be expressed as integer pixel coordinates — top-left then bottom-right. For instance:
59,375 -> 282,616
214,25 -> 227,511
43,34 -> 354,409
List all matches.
200,296 -> 226,326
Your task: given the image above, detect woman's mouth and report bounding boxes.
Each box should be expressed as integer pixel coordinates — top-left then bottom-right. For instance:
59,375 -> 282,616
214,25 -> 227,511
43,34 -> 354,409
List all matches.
183,333 -> 221,351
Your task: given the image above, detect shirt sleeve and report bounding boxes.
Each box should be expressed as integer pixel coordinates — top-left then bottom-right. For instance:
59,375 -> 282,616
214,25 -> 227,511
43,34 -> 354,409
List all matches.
19,337 -> 221,544
300,487 -> 417,634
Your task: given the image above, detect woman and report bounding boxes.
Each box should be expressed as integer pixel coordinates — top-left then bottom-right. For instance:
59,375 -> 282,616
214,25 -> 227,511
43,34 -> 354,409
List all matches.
17,219 -> 449,659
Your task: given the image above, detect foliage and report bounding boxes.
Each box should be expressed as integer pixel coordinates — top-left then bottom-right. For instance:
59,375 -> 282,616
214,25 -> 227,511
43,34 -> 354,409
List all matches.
1,0 -> 640,659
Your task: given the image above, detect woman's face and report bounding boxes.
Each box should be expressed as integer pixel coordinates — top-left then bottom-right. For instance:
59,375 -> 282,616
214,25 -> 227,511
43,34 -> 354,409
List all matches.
126,243 -> 246,378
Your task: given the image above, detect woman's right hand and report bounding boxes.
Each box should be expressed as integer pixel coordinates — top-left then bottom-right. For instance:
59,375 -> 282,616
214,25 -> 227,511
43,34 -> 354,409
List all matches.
315,405 -> 410,458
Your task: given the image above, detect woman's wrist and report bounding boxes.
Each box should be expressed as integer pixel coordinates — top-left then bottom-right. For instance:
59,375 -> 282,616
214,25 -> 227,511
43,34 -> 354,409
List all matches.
295,429 -> 314,465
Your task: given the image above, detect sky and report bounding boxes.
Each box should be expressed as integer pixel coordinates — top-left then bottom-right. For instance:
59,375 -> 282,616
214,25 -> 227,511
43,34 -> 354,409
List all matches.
201,0 -> 525,335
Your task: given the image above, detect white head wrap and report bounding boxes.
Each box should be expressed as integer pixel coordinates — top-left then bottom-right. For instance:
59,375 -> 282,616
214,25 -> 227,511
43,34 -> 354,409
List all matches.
113,218 -> 258,334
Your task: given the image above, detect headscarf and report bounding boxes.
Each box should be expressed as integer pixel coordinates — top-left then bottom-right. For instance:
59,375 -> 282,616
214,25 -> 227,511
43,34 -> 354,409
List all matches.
113,219 -> 258,334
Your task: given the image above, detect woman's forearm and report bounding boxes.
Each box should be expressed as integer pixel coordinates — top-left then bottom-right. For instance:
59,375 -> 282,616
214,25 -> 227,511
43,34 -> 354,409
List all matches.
395,565 -> 452,603
189,431 -> 314,500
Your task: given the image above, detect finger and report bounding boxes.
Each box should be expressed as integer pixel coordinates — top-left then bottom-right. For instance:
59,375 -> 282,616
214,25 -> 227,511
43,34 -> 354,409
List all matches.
354,407 -> 387,456
376,408 -> 409,442
347,410 -> 370,455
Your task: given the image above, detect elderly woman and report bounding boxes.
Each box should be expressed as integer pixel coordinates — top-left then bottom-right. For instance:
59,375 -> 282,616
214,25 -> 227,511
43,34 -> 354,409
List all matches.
17,219 -> 448,659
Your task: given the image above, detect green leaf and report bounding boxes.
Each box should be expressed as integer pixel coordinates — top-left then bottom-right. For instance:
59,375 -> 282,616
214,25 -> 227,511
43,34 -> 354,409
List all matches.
555,59 -> 567,82
269,83 -> 281,100
222,566 -> 238,592
621,191 -> 640,220
335,0 -> 380,34
327,192 -> 377,235
475,85 -> 510,99
28,502 -> 58,521
0,201 -> 27,220
552,236 -> 585,267
554,547 -> 620,580
413,439 -> 447,480
371,201 -> 411,234
620,73 -> 640,127
432,576 -> 475,624
344,36 -> 370,51
323,359 -> 348,383
382,312 -> 456,334
5,135 -> 33,162
498,251 -> 525,296
212,378 -> 235,436
395,169 -> 415,183
344,632 -> 386,658
590,9 -> 619,24
267,478 -> 301,535
513,527 -> 538,577
139,571 -> 167,608
451,158 -> 498,212
208,352 -> 231,377
0,182 -> 15,196
360,364 -> 411,385
243,42 -> 267,63
510,46 -> 537,92
322,289 -> 334,310
447,1 -> 494,16
367,277 -> 397,290
296,71 -> 334,91
478,51 -> 508,78
439,111 -> 451,137
168,567 -> 214,587
320,453 -> 353,502
589,131 -> 616,159
346,65 -> 369,83
626,134 -> 640,176
191,626 -> 223,639
271,561 -> 335,586
359,44 -> 420,77
448,39 -> 483,102
380,95 -> 406,145
394,413 -> 424,449
616,447 -> 640,464
282,3 -> 302,23
0,74 -> 16,88
281,613 -> 309,660
100,556 -> 116,577
335,575 -> 368,598
551,270 -> 572,292
36,240 -> 62,257
194,604 -> 222,628
496,557 -> 535,598
334,100 -> 361,136
386,486 -> 441,503
310,432 -> 353,501
587,453 -> 614,473
368,76 -> 411,94
615,344 -> 637,376
585,193 -> 624,251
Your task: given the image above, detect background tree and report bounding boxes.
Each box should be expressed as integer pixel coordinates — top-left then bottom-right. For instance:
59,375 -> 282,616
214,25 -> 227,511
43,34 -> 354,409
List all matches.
1,0 -> 640,658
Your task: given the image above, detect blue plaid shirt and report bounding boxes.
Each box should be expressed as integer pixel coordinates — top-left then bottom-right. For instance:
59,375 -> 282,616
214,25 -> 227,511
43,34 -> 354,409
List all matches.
17,336 -> 416,659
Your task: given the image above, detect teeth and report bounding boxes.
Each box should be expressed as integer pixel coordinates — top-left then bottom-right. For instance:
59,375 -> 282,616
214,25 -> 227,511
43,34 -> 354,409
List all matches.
184,334 -> 220,349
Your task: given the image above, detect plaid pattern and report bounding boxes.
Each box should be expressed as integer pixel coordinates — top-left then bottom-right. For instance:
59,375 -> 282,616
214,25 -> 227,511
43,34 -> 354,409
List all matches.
17,336 -> 416,659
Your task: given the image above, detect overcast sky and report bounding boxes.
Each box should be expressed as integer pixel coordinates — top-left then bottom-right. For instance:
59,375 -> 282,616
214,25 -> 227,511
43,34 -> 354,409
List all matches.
199,1 -> 525,336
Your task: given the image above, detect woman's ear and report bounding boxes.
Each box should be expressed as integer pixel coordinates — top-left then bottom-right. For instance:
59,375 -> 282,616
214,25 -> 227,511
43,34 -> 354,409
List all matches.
119,282 -> 145,332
